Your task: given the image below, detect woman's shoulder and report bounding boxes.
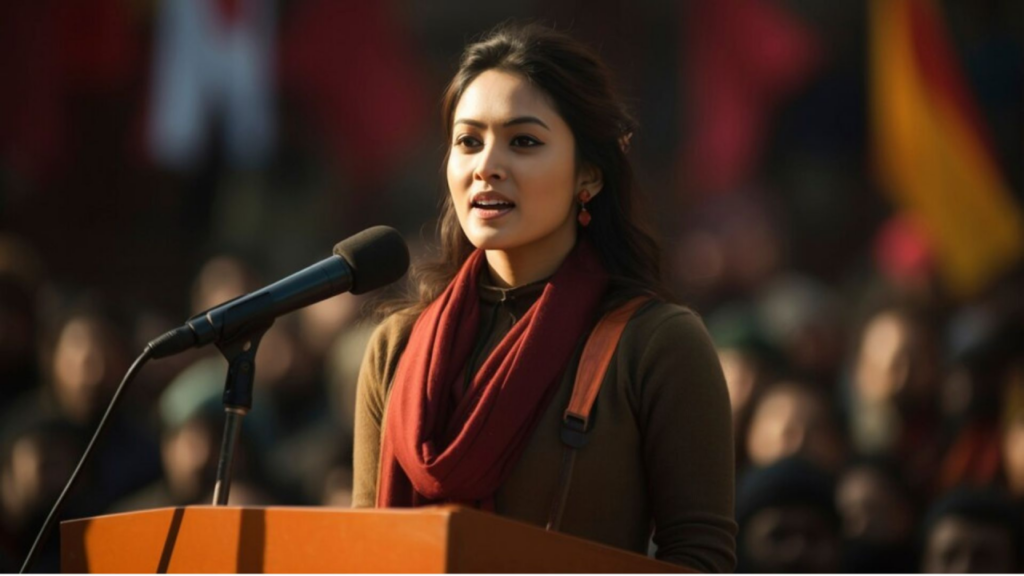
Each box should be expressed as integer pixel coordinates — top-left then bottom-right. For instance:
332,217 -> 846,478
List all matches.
360,308 -> 419,391
367,308 -> 417,358
626,299 -> 708,342
617,298 -> 722,378
368,308 -> 417,349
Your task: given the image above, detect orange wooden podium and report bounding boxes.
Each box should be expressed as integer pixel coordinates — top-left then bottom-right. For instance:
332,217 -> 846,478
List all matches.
60,505 -> 690,573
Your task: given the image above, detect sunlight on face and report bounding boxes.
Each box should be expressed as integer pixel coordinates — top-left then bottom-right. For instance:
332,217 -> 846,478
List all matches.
746,383 -> 845,471
53,317 -> 122,425
836,468 -> 913,542
924,517 -> 1016,573
447,70 -> 582,265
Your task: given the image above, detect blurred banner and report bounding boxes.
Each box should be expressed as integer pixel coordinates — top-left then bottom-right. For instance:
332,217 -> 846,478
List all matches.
871,0 -> 1024,298
278,0 -> 427,186
683,0 -> 820,195
148,0 -> 276,171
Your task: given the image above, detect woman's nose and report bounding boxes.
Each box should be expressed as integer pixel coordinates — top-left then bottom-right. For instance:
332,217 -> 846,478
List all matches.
473,145 -> 507,182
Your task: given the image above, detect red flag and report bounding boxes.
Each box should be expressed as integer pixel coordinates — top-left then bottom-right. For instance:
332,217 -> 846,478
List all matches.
681,0 -> 821,195
279,0 -> 428,186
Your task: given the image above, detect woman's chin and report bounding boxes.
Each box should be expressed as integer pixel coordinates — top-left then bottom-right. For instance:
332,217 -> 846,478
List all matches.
468,237 -> 515,252
464,226 -> 517,251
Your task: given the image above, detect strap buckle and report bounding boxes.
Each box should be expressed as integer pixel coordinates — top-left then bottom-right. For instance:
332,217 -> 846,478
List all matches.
560,413 -> 589,449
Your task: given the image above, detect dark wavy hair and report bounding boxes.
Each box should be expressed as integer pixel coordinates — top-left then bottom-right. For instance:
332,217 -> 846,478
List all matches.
384,22 -> 668,319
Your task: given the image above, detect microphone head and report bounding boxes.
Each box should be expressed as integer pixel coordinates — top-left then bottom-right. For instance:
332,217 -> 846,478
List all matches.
333,226 -> 410,295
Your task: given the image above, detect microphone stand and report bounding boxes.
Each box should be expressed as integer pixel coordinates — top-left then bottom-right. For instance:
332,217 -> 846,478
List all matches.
210,320 -> 273,505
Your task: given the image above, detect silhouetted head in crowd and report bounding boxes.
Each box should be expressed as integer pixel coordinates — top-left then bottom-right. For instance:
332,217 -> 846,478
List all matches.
836,457 -> 918,572
158,401 -> 268,507
943,307 -> 1024,425
190,254 -> 258,315
707,303 -> 784,425
0,235 -> 45,290
253,315 -> 318,404
737,457 -> 841,573
189,255 -> 320,412
853,304 -> 938,409
0,274 -> 38,402
921,487 -> 1023,573
0,419 -> 84,540
41,301 -> 131,427
1003,362 -> 1024,498
157,357 -> 271,505
0,234 -> 46,407
757,274 -> 846,384
849,303 -> 940,459
161,405 -> 220,504
745,380 -> 847,473
936,309 -> 1024,492
297,293 -> 364,361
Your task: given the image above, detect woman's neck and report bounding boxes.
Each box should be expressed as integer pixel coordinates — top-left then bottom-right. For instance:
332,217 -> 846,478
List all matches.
484,229 -> 577,288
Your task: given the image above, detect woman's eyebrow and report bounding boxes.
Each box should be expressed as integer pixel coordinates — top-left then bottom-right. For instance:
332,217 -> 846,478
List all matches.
453,116 -> 551,131
504,116 -> 550,130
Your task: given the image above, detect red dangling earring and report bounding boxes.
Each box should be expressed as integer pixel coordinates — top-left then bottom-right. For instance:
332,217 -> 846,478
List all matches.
577,190 -> 592,227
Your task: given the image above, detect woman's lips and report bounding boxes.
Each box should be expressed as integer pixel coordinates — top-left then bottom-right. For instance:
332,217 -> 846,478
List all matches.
471,204 -> 514,220
470,192 -> 515,220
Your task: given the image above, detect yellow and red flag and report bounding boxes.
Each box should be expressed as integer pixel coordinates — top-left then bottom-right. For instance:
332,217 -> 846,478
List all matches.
871,0 -> 1024,298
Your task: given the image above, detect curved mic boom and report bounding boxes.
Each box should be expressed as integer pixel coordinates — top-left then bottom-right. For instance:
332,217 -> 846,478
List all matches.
147,226 -> 409,358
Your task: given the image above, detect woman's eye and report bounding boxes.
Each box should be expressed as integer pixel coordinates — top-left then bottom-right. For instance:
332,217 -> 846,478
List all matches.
454,136 -> 482,148
511,135 -> 543,147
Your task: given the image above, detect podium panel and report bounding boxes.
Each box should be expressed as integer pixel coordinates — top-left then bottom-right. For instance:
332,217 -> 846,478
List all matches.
60,505 -> 690,573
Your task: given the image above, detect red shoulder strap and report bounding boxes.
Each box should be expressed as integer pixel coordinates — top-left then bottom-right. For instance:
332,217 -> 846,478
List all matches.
564,296 -> 650,427
547,296 -> 650,531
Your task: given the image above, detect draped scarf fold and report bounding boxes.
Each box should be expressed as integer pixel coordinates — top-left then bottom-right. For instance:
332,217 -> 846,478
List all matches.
377,239 -> 609,507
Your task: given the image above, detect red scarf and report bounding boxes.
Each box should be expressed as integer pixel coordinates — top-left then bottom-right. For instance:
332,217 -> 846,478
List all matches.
377,240 -> 609,507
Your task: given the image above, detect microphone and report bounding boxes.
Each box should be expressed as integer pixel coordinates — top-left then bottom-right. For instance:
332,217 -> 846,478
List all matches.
148,226 -> 409,358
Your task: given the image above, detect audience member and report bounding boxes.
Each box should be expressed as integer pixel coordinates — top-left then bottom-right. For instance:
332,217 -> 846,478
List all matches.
2,301 -> 162,515
847,303 -> 942,492
0,419 -> 89,573
737,457 -> 842,573
113,356 -> 274,511
937,310 -> 1024,493
836,457 -> 918,572
1002,365 -> 1024,499
920,487 -> 1022,573
745,380 -> 847,473
707,303 -> 785,469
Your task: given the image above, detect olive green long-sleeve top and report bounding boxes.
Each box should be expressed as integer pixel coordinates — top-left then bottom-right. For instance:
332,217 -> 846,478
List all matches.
352,282 -> 737,572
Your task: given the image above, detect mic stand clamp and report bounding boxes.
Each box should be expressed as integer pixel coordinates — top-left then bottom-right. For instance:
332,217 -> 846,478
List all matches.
211,320 -> 273,506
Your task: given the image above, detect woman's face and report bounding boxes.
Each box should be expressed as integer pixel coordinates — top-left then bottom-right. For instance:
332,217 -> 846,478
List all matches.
745,383 -> 846,472
447,69 -> 589,261
52,316 -> 125,425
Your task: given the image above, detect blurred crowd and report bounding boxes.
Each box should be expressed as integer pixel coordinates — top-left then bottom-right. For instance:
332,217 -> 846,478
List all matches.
0,237 -> 376,571
702,212 -> 1024,572
4,216 -> 1024,573
1,0 -> 1022,573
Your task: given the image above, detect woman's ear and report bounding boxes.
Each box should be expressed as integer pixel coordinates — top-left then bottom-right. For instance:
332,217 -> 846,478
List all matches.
576,163 -> 604,199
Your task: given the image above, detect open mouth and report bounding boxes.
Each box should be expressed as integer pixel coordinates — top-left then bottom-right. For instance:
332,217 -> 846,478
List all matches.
470,198 -> 516,220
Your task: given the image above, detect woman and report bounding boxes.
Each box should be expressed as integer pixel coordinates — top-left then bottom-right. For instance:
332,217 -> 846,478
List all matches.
352,22 -> 736,572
